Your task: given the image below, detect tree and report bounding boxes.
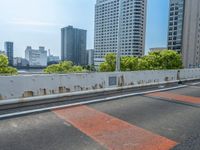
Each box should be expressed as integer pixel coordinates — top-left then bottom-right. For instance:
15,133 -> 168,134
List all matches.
137,56 -> 150,70
0,54 -> 9,67
160,50 -> 182,69
121,56 -> 139,71
0,55 -> 17,75
146,51 -> 163,70
84,65 -> 96,72
99,53 -> 116,72
99,50 -> 183,72
99,62 -> 111,72
44,61 -> 87,74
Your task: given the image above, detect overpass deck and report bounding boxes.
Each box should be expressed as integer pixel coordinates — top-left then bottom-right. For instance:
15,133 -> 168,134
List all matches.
1,83 -> 200,150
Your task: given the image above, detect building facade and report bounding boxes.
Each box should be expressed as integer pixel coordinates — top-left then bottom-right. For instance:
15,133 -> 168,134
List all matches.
25,46 -> 47,67
61,26 -> 87,66
13,57 -> 29,67
87,49 -> 95,66
4,42 -> 14,66
94,0 -> 147,67
182,0 -> 200,68
167,0 -> 184,53
168,0 -> 200,68
47,55 -> 60,63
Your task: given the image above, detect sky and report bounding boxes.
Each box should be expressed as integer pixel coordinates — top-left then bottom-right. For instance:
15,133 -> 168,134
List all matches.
0,0 -> 169,57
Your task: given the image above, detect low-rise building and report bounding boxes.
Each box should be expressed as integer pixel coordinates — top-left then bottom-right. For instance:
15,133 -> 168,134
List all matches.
0,51 -> 5,55
25,46 -> 47,67
47,55 -> 60,63
13,57 -> 29,67
149,47 -> 168,52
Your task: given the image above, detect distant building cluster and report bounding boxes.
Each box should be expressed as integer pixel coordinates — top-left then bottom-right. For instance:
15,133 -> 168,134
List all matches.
0,42 -> 60,68
1,0 -> 200,69
60,0 -> 200,69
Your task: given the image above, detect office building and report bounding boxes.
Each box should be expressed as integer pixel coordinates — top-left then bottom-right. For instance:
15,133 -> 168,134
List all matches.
25,46 -> 47,67
168,0 -> 184,53
94,0 -> 147,67
87,49 -> 95,66
168,0 -> 200,68
61,26 -> 87,66
4,42 -> 14,66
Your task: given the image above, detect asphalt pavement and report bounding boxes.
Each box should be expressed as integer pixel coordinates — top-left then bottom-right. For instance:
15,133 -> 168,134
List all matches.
1,83 -> 200,150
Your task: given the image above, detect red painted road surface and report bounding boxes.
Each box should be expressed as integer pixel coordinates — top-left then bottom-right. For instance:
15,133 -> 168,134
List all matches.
54,105 -> 177,150
147,92 -> 200,105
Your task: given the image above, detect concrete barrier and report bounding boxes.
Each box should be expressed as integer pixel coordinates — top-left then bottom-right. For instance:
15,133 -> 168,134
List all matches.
0,69 -> 200,100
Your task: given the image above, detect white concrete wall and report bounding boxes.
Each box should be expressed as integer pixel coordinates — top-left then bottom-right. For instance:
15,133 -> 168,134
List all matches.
0,69 -> 200,100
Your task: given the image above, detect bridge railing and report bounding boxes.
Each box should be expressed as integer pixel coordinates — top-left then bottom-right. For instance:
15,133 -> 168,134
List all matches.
0,69 -> 200,100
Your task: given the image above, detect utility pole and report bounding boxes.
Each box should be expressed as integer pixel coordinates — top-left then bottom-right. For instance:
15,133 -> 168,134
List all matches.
116,0 -> 122,72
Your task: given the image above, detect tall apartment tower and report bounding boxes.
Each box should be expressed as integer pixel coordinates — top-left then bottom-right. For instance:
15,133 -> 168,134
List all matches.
167,0 -> 184,53
94,0 -> 147,67
4,42 -> 14,66
168,0 -> 200,68
61,26 -> 87,66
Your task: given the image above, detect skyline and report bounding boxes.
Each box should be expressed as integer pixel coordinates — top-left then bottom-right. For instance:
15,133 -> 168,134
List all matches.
0,0 -> 169,57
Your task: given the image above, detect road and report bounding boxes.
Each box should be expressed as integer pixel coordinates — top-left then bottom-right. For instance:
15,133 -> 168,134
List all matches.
1,83 -> 200,150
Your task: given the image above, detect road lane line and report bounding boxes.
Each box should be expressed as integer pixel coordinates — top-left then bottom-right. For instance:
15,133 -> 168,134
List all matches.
54,106 -> 177,150
147,92 -> 200,105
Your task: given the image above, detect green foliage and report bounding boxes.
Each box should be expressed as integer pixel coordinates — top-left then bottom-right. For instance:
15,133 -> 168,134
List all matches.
159,50 -> 183,69
84,65 -> 96,72
99,53 -> 116,72
0,54 -> 9,67
99,50 -> 183,72
0,55 -> 17,75
121,56 -> 138,71
44,61 -> 87,74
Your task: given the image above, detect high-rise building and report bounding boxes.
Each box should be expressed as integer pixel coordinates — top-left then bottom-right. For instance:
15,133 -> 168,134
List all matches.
167,0 -> 184,53
61,26 -> 87,66
168,0 -> 200,68
25,46 -> 47,67
94,0 -> 147,67
4,42 -> 14,66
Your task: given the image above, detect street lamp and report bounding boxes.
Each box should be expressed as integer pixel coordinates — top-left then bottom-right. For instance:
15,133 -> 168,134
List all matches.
116,0 -> 122,72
